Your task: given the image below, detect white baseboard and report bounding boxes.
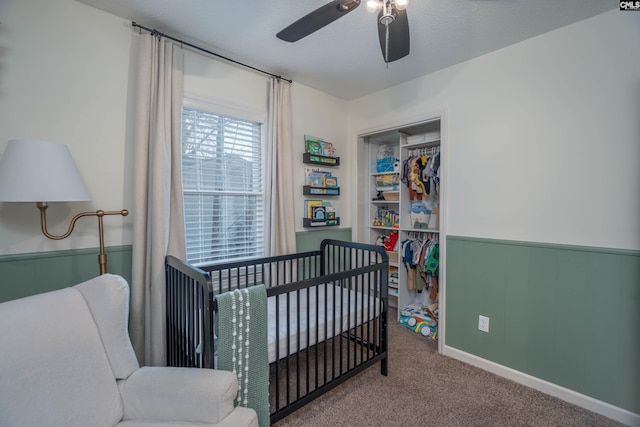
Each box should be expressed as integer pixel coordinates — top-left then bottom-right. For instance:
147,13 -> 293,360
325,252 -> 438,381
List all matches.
442,346 -> 640,427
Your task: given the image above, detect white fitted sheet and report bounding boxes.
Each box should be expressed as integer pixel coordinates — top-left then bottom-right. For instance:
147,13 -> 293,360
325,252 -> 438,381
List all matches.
266,283 -> 381,363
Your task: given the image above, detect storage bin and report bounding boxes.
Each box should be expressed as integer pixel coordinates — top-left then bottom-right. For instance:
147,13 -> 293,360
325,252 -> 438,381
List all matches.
382,191 -> 399,201
410,212 -> 430,229
375,173 -> 399,191
376,157 -> 399,173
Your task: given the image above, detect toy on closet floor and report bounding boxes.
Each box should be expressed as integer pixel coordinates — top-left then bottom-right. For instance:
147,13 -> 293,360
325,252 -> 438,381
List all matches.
399,303 -> 438,339
425,302 -> 439,323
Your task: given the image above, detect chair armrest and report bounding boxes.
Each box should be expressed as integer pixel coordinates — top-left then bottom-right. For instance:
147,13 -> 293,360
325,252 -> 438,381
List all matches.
118,366 -> 237,423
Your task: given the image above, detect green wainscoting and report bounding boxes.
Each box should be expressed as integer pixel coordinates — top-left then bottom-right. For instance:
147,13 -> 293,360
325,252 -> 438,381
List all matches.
0,246 -> 132,303
0,231 -> 354,303
446,236 -> 640,414
296,227 -> 352,252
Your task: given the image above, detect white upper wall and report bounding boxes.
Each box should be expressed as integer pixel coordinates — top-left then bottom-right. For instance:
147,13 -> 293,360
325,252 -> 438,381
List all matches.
0,0 -> 348,255
348,10 -> 640,251
1,1 -> 637,256
0,0 -> 134,254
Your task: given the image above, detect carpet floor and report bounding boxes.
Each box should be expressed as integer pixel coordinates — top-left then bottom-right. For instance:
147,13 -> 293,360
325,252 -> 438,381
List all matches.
272,308 -> 624,427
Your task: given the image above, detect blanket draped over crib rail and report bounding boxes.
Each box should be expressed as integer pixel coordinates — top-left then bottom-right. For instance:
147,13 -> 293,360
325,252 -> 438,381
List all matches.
216,285 -> 270,427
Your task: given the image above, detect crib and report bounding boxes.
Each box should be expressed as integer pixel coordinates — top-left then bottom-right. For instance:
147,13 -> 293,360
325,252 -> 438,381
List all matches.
165,239 -> 389,424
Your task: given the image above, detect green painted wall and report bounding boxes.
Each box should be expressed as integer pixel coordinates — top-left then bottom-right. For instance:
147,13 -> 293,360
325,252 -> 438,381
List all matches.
0,246 -> 132,303
3,233 -> 636,414
0,231 -> 353,303
446,236 -> 640,414
296,227 -> 352,252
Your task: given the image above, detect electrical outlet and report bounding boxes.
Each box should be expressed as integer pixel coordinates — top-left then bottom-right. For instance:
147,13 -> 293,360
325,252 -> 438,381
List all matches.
478,315 -> 490,333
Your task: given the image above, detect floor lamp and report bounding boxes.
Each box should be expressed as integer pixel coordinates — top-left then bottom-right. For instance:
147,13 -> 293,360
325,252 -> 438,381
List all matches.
0,140 -> 128,275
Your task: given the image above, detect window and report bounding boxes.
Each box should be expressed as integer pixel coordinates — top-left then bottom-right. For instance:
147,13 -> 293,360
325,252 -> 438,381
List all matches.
181,106 -> 265,265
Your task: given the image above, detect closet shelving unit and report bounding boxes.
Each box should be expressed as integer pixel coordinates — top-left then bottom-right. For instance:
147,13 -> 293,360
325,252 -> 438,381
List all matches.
363,119 -> 443,339
367,141 -> 401,304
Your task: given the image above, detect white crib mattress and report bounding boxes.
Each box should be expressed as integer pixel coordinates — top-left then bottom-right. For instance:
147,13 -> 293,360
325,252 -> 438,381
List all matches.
266,283 -> 381,363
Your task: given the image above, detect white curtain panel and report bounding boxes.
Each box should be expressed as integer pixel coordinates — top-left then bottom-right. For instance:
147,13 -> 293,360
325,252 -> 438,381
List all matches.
130,33 -> 186,366
267,78 -> 296,256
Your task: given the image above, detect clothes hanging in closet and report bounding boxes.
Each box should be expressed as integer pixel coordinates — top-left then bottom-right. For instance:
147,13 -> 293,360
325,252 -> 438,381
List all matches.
401,150 -> 440,201
401,234 -> 439,297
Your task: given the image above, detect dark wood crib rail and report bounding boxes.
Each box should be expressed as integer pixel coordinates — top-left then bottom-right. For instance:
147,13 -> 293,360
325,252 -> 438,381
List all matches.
165,239 -> 388,424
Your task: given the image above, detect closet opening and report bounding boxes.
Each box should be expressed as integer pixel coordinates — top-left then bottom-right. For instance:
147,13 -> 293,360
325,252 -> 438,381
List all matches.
354,114 -> 447,353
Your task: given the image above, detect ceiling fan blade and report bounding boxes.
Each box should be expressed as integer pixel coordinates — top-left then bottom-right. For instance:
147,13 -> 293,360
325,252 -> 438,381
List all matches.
277,0 -> 361,42
377,7 -> 410,63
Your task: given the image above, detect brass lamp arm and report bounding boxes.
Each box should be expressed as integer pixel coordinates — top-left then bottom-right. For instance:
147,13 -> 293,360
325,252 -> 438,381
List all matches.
36,202 -> 129,275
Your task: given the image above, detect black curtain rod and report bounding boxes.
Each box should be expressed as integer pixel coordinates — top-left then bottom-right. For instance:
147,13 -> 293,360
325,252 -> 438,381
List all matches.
131,21 -> 292,84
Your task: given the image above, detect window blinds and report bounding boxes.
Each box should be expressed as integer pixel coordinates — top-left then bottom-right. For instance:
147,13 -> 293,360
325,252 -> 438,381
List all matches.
182,107 -> 265,265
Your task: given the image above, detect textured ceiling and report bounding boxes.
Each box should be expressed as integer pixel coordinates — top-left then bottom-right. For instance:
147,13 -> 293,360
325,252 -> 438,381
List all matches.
75,0 -> 614,100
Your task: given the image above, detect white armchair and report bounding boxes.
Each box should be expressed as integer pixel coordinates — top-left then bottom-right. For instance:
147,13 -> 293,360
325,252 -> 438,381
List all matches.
0,274 -> 258,427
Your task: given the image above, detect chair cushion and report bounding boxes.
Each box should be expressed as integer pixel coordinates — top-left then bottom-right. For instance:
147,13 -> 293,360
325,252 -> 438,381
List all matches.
118,367 -> 237,423
0,287 -> 123,427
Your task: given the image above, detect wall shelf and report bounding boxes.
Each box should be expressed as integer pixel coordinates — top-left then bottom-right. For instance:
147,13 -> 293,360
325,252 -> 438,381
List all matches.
303,186 -> 340,196
303,152 -> 340,166
303,217 -> 340,228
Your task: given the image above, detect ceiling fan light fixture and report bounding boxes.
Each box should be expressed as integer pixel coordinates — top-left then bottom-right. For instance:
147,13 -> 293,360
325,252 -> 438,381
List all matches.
379,0 -> 396,26
380,14 -> 394,27
395,0 -> 408,11
366,0 -> 381,12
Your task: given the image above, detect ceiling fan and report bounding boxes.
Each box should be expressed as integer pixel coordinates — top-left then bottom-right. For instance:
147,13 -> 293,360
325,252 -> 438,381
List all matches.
276,0 -> 410,63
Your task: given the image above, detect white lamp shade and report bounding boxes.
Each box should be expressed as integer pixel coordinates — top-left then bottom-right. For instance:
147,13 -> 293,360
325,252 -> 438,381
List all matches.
0,140 -> 91,202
